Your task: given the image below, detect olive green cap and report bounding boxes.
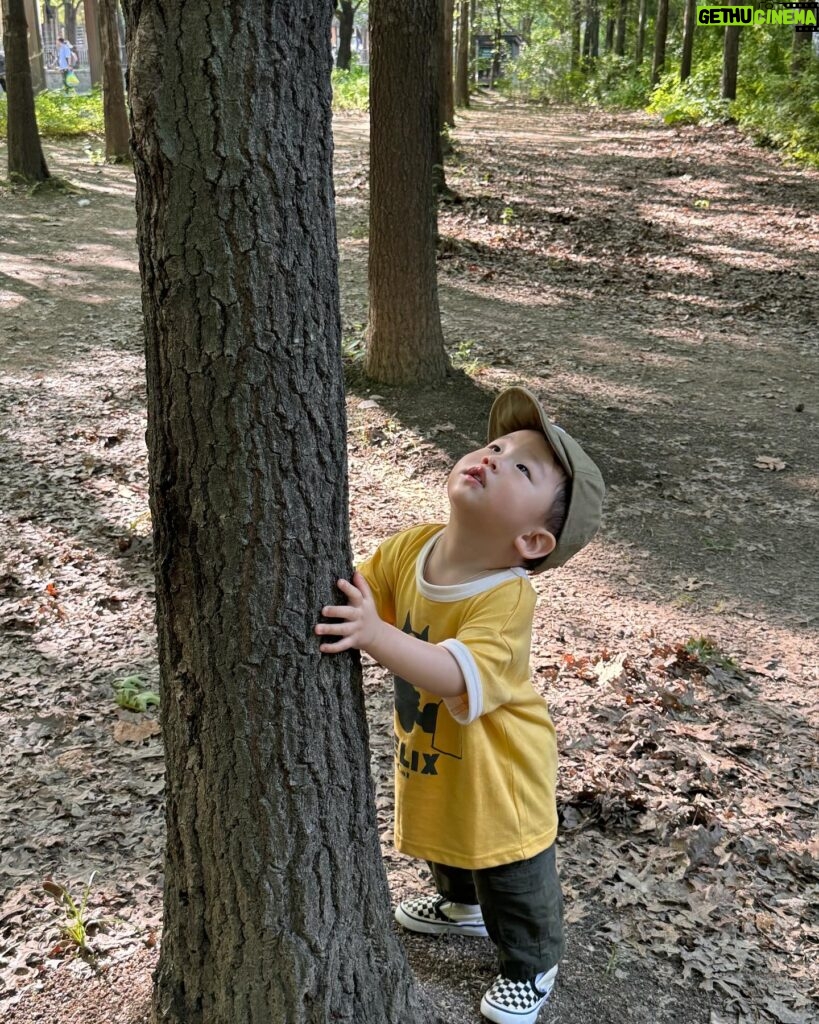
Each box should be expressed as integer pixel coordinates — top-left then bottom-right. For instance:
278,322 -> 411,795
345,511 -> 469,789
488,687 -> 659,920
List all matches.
488,386 -> 605,573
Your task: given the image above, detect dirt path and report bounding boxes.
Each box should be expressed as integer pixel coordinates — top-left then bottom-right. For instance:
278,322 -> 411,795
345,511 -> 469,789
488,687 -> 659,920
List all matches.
1,102 -> 816,1024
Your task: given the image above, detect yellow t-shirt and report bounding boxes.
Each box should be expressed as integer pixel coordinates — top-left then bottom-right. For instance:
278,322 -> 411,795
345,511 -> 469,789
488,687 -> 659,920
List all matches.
358,524 -> 558,870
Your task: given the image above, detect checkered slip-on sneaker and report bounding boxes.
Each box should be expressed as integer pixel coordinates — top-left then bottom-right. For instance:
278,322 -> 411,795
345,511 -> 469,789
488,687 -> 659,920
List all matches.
480,965 -> 558,1024
394,895 -> 489,937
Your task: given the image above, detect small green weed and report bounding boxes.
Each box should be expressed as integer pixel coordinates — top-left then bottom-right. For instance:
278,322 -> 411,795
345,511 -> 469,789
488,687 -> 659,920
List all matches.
42,873 -> 96,951
113,675 -> 160,712
684,636 -> 738,670
331,63 -> 369,112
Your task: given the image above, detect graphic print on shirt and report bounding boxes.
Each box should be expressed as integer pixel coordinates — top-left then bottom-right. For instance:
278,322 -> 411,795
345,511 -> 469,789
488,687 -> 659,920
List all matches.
394,614 -> 462,777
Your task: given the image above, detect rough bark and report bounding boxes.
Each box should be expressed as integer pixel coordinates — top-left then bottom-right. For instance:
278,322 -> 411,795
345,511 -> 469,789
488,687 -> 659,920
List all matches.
84,0 -> 103,86
604,16 -> 615,54
124,2 -> 438,1021
455,0 -> 470,106
680,0 -> 696,82
635,0 -> 647,65
367,0 -> 450,385
583,0 -> 600,61
3,0 -> 50,182
721,25 -> 740,101
99,0 -> 129,161
336,0 -> 355,69
651,0 -> 669,86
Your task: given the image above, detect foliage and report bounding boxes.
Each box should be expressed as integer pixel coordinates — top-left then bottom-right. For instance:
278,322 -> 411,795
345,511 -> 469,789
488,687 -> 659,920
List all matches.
42,873 -> 97,951
0,89 -> 105,140
113,675 -> 160,712
683,636 -> 739,670
498,8 -> 819,167
331,62 -> 369,111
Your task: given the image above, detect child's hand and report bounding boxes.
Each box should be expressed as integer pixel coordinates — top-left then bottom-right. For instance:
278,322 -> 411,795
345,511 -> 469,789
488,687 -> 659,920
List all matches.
315,571 -> 384,655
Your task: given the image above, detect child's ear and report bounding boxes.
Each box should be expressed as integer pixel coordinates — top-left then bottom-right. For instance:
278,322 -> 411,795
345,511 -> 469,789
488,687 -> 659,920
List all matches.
514,528 -> 556,563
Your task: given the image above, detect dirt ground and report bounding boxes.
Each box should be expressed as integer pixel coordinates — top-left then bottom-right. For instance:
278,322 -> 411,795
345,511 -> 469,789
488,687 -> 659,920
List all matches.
1,99 -> 817,1024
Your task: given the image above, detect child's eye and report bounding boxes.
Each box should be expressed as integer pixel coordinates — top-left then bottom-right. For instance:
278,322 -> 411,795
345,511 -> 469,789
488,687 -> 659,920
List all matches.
517,464 -> 531,478
488,444 -> 501,453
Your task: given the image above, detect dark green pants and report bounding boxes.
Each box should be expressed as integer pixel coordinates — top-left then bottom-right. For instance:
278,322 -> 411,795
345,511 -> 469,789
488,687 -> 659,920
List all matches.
428,842 -> 564,981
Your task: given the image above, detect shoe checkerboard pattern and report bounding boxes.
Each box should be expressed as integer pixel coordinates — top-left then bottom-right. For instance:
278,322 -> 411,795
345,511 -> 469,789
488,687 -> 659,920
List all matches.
394,895 -> 489,937
480,966 -> 557,1024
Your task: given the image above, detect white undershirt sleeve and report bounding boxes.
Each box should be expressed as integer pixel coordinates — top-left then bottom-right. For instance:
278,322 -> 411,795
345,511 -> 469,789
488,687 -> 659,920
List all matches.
438,639 -> 483,724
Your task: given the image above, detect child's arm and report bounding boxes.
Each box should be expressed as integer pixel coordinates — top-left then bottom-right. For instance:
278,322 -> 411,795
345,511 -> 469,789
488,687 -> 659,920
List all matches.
316,572 -> 466,699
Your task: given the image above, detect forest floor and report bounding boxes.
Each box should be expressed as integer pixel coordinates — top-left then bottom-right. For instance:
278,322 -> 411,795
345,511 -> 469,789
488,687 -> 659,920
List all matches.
1,98 -> 817,1024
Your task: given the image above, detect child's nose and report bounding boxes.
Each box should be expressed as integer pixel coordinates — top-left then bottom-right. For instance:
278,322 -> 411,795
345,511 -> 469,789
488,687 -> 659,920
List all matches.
482,455 -> 496,470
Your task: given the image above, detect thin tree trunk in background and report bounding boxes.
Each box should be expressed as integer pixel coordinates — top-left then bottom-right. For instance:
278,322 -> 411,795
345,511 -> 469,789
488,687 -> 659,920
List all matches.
680,0 -> 696,82
22,0 -> 45,92
635,0 -> 648,65
367,0 -> 449,384
651,0 -> 669,86
99,0 -> 129,161
791,25 -> 812,76
337,0 -> 355,69
583,0 -> 600,61
614,0 -> 628,56
571,0 -> 582,70
491,1 -> 502,86
125,2 -> 439,1020
455,0 -> 470,106
721,25 -> 740,100
84,0 -> 103,86
439,0 -> 454,128
3,0 -> 50,182
604,17 -> 615,54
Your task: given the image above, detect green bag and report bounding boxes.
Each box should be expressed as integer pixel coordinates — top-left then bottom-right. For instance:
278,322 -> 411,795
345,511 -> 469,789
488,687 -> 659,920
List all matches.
66,70 -> 79,86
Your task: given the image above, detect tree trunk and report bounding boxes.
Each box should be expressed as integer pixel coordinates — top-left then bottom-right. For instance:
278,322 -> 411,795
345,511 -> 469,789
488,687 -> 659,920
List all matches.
604,17 -> 615,54
23,0 -> 46,92
125,3 -> 439,1021
651,0 -> 669,86
635,0 -> 647,65
491,1 -> 502,86
438,0 -> 454,128
84,0 -> 103,86
680,0 -> 696,82
583,0 -> 600,61
455,0 -> 469,106
337,0 -> 354,69
570,0 -> 582,71
3,0 -> 50,183
62,0 -> 78,42
99,0 -> 129,161
791,25 -> 812,76
367,0 -> 449,384
614,0 -> 628,56
721,25 -> 740,101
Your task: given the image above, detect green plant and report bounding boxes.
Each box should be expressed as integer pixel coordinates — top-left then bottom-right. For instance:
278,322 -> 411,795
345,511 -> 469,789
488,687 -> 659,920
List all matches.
331,63 -> 369,112
42,873 -> 97,950
500,205 -> 516,225
684,637 -> 738,670
113,675 -> 160,712
0,88 -> 105,139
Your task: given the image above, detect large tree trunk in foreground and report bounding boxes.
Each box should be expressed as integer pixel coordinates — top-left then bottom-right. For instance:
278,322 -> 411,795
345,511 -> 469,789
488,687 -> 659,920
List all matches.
367,0 -> 449,384
99,0 -> 129,161
3,0 -> 50,182
126,3 -> 436,1022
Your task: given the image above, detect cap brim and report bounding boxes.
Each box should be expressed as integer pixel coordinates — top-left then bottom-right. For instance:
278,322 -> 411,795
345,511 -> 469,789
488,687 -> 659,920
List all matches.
487,386 -> 605,573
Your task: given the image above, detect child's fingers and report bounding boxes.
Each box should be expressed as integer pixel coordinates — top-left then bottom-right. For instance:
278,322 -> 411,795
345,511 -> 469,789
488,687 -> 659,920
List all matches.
315,620 -> 355,636
319,636 -> 355,654
320,604 -> 357,621
335,577 -> 363,604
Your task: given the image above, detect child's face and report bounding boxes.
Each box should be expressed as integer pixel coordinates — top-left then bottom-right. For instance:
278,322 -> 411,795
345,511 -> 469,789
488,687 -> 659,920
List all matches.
447,429 -> 565,562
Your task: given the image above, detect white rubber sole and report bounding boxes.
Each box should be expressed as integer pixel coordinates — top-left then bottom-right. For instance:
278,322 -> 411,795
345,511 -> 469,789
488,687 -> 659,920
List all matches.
394,902 -> 489,937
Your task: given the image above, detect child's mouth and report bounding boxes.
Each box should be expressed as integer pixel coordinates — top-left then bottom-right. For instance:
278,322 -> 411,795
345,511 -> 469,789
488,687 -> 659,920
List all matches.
464,466 -> 485,487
